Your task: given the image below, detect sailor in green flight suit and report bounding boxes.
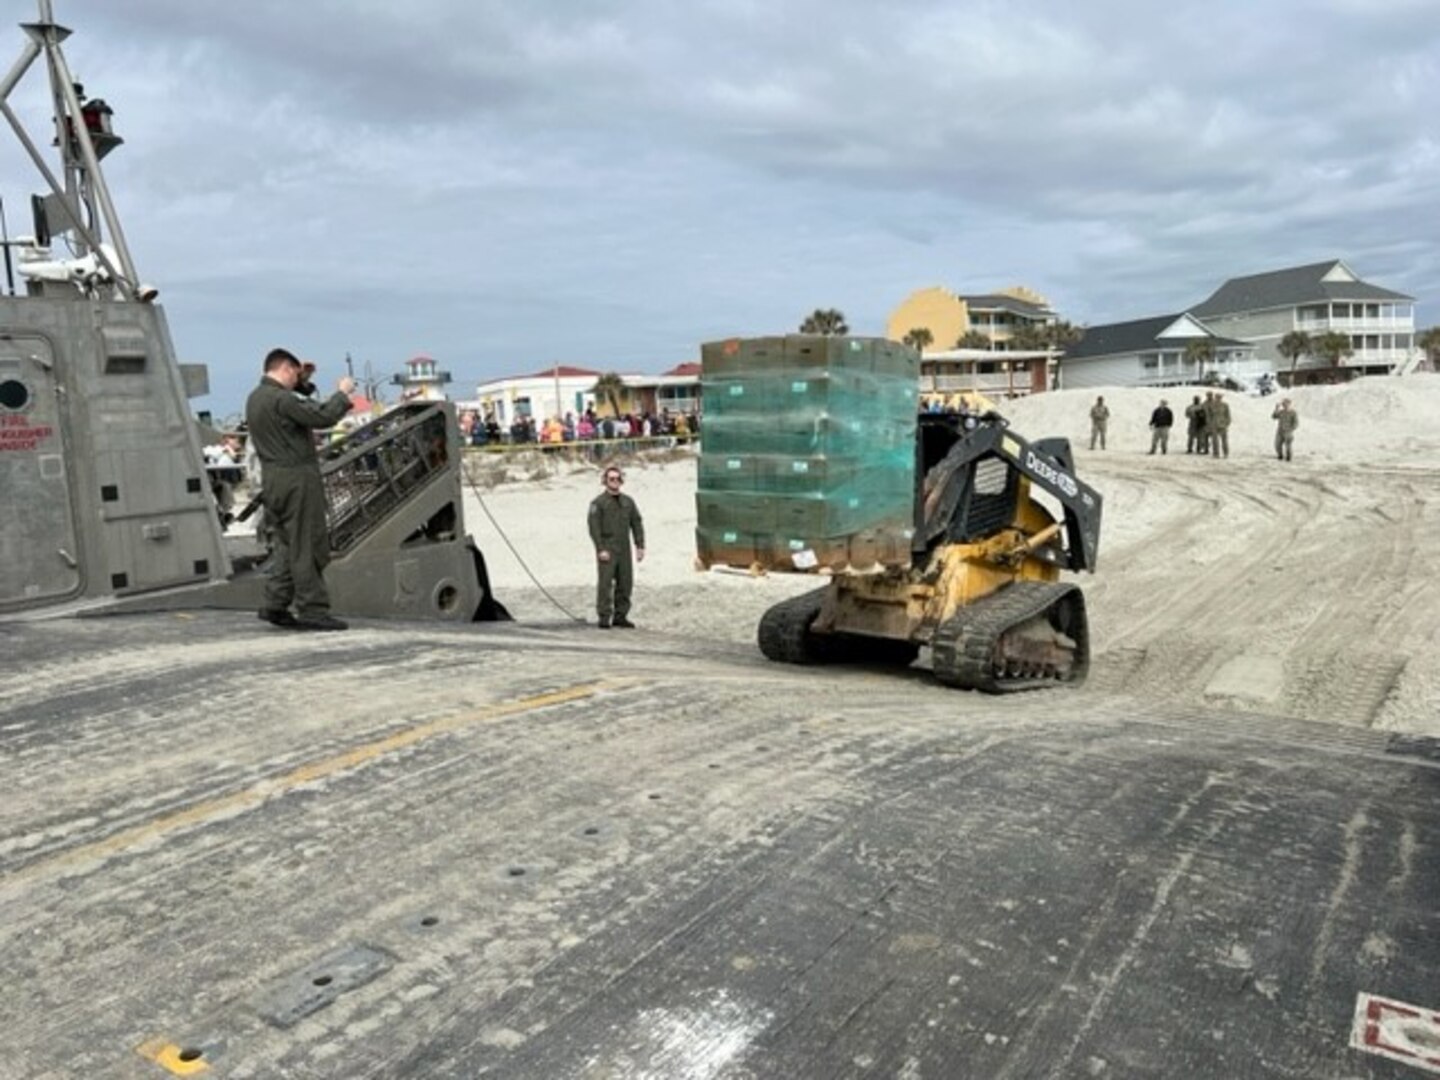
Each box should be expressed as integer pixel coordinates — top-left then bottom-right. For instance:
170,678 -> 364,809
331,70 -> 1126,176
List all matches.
245,347 -> 355,631
588,464 -> 645,628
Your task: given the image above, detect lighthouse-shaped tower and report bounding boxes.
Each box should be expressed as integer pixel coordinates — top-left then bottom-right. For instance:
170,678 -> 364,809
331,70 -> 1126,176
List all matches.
391,354 -> 453,401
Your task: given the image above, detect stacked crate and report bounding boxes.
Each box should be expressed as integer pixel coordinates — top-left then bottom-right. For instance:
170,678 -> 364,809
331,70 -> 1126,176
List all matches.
696,335 -> 918,572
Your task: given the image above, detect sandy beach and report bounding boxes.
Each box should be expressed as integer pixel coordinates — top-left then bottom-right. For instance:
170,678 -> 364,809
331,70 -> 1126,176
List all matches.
465,374 -> 1440,737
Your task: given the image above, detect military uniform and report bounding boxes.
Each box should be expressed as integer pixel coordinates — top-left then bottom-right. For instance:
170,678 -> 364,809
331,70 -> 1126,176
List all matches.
588,489 -> 645,625
1184,397 -> 1207,454
1272,402 -> 1299,461
245,378 -> 352,620
1089,399 -> 1110,450
1206,394 -> 1232,458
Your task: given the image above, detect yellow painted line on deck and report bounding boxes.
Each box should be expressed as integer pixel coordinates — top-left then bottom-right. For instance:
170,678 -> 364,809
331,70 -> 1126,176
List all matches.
135,1038 -> 209,1075
12,679 -> 626,886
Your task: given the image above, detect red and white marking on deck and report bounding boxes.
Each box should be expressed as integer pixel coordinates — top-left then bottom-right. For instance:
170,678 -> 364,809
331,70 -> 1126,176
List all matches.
1351,993 -> 1440,1074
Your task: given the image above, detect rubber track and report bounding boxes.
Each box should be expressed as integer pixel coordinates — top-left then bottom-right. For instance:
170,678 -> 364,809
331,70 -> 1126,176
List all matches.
757,586 -> 833,665
759,588 -> 924,669
931,580 -> 1089,693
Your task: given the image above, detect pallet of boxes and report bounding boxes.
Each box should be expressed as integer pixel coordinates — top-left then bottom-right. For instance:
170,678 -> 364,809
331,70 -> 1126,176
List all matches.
695,335 -> 920,574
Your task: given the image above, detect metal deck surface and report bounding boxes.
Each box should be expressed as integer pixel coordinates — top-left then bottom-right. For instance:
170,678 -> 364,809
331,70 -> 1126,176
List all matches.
1,613 -> 1436,1079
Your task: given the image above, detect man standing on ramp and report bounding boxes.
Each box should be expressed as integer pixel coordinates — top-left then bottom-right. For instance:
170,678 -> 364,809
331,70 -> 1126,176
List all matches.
245,348 -> 355,631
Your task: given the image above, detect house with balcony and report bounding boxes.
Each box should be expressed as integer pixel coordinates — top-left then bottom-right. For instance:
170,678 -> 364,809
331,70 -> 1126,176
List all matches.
887,285 -> 1056,352
1190,260 -> 1416,379
919,348 -> 1053,401
1060,313 -> 1257,390
644,362 -> 702,417
962,291 -> 1056,350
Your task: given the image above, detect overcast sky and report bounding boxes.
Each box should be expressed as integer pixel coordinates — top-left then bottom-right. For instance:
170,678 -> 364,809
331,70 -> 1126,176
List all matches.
2,0 -> 1436,414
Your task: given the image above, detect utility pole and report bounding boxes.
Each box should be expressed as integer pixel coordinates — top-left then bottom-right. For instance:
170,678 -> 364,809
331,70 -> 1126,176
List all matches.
356,358 -> 377,406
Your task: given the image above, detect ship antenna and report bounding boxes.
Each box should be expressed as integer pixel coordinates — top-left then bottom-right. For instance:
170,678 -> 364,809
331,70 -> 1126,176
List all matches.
0,197 -> 13,294
0,0 -> 141,298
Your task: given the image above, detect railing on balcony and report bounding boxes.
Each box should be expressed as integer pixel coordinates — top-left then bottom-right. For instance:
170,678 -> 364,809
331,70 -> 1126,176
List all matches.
930,374 -> 1035,396
1295,317 -> 1411,332
1344,348 -> 1412,366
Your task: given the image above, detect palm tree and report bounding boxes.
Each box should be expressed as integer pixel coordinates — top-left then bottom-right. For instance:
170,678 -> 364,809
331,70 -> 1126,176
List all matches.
1277,330 -> 1311,379
955,329 -> 991,350
902,327 -> 933,354
1312,331 -> 1354,371
799,308 -> 849,335
591,372 -> 627,417
1008,325 -> 1047,351
1416,326 -> 1440,369
1184,338 -> 1216,382
1043,320 -> 1084,352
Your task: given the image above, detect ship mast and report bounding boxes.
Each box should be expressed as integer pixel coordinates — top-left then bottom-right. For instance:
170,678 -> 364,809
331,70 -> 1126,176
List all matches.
0,0 -> 139,298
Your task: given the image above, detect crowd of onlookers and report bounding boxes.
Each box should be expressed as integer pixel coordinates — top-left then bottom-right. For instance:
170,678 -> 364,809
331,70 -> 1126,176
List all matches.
457,406 -> 701,447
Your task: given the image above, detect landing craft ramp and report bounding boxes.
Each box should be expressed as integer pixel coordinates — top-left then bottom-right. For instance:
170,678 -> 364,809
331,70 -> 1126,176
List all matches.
2,615 -> 1436,1078
203,401 -> 509,624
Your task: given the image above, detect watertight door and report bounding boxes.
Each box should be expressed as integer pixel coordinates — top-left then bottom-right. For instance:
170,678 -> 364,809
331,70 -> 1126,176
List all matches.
0,337 -> 80,608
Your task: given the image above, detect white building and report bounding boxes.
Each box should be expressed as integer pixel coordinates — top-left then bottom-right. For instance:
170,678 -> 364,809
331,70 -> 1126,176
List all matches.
471,363 -> 706,425
471,365 -> 603,426
391,355 -> 453,401
1190,259 -> 1417,378
1061,313 -> 1258,390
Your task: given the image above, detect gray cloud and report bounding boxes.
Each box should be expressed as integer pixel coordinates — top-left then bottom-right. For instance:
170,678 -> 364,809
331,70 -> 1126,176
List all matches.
0,0 -> 1434,413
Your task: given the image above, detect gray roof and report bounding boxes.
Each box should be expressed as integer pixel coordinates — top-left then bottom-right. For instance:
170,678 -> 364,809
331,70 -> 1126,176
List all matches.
1191,260 -> 1412,316
1066,314 -> 1249,360
957,293 -> 1051,317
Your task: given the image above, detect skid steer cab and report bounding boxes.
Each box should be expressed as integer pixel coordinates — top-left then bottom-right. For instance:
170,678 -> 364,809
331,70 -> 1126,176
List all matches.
759,410 -> 1102,692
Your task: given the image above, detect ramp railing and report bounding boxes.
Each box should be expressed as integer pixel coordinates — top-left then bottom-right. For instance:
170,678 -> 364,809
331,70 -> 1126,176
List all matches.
318,403 -> 451,553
